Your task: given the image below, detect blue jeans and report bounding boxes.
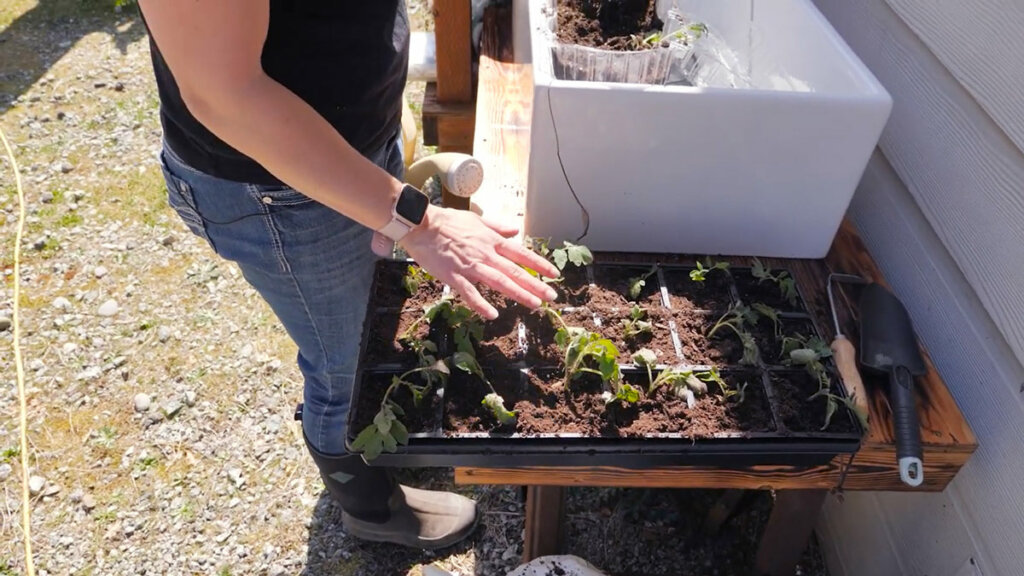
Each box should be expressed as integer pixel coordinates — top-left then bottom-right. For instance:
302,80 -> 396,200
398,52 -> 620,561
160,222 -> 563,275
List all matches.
158,135 -> 403,455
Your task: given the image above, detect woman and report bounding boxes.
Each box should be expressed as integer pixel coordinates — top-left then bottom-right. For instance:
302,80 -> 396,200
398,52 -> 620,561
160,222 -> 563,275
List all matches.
138,0 -> 559,550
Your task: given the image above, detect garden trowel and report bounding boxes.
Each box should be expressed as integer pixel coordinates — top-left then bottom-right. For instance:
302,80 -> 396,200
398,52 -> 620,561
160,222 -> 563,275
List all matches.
859,283 -> 926,487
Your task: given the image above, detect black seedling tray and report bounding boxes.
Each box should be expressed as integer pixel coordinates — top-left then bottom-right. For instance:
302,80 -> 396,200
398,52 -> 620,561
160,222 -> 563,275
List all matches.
347,257 -> 864,468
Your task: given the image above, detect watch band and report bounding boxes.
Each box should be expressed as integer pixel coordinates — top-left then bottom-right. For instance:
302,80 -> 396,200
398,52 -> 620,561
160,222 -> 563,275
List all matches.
377,217 -> 414,242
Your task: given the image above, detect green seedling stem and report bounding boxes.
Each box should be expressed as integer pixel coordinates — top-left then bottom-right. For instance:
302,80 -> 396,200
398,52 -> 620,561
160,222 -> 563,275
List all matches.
352,360 -> 450,460
708,303 -> 760,366
751,257 -> 799,307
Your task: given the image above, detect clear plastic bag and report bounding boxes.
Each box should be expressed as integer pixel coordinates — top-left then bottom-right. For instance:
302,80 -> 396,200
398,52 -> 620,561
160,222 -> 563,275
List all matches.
549,8 -> 706,86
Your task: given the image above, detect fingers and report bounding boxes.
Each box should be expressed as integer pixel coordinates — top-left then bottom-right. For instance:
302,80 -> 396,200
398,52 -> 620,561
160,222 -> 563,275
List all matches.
496,239 -> 561,279
448,273 -> 499,320
469,263 -> 548,310
487,256 -> 558,305
479,214 -> 520,238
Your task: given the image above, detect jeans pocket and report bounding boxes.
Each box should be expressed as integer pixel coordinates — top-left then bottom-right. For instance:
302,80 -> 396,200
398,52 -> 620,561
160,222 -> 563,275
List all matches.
247,183 -> 317,207
159,161 -> 217,251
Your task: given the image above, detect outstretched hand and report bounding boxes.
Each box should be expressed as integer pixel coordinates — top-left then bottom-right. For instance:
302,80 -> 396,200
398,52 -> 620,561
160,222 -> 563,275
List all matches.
396,205 -> 560,319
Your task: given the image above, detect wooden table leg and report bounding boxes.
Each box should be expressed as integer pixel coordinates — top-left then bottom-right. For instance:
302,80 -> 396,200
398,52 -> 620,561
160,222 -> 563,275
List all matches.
522,485 -> 566,563
703,489 -> 747,536
754,489 -> 828,576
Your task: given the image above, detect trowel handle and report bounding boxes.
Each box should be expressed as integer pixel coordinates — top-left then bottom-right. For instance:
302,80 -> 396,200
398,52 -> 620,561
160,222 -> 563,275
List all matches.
891,365 -> 924,487
831,335 -> 869,427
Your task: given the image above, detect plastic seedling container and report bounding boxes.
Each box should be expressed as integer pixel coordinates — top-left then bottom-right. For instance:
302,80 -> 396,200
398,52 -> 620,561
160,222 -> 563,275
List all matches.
345,258 -> 863,468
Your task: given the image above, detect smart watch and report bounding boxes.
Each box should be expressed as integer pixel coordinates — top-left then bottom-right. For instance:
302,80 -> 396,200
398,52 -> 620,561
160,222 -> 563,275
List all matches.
377,184 -> 430,242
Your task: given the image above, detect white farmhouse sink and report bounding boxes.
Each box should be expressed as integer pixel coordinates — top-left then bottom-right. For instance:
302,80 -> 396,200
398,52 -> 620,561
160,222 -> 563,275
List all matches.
523,0 -> 892,258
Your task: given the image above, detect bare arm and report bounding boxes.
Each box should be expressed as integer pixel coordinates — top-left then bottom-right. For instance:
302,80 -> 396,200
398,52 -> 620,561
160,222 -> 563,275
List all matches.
138,0 -> 559,318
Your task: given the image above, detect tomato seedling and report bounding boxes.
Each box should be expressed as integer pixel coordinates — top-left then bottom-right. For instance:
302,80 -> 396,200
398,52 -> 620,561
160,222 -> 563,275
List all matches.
751,258 -> 799,308
690,259 -> 729,283
627,265 -> 657,301
352,360 -> 450,460
622,303 -> 654,339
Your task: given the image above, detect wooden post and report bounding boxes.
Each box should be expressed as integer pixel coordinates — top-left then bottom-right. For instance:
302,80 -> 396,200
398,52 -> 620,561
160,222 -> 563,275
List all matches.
754,489 -> 828,576
432,0 -> 475,210
433,0 -> 473,105
703,489 -> 747,536
522,485 -> 566,562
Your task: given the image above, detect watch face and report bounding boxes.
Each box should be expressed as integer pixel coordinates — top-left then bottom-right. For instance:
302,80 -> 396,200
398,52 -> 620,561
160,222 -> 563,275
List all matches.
396,185 -> 429,224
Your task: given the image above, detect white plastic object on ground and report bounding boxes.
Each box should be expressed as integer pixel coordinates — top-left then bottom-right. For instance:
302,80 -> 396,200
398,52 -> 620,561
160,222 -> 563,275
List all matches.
508,555 -> 609,576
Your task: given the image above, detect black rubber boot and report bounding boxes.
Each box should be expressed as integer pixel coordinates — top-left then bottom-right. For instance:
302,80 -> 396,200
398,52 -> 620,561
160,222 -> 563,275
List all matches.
297,404 -> 479,549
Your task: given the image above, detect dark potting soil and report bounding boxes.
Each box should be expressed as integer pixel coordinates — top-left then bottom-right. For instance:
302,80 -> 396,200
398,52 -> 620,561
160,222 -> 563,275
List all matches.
590,304 -> 676,364
475,299 -> 528,368
673,311 -> 745,366
555,265 -> 592,307
556,0 -> 663,51
733,268 -> 806,313
443,369 -> 774,437
752,318 -> 817,366
590,264 -> 664,309
363,309 -> 432,365
661,268 -> 734,312
443,370 -> 524,434
350,372 -> 442,435
370,262 -> 446,310
771,370 -> 856,434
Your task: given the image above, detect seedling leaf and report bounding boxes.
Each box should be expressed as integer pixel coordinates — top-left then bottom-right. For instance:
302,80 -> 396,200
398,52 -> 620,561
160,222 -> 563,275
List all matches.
622,304 -> 654,339
566,242 -> 593,267
752,258 -> 769,280
401,265 -> 434,296
779,276 -> 799,307
381,430 -> 398,453
483,393 -> 517,425
790,348 -> 820,365
551,241 -> 593,271
452,351 -> 485,379
351,424 -> 380,452
390,419 -> 409,445
632,348 -> 658,368
362,435 -> 385,461
685,374 -> 708,395
627,265 -> 657,301
373,406 -> 395,435
552,249 -> 568,271
616,382 -> 641,404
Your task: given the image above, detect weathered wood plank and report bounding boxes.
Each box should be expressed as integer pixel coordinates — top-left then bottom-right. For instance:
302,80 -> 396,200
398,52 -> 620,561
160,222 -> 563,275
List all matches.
432,0 -> 473,104
458,464 -> 840,490
421,82 -> 475,149
436,116 -> 475,154
472,5 -> 531,226
522,486 -> 566,562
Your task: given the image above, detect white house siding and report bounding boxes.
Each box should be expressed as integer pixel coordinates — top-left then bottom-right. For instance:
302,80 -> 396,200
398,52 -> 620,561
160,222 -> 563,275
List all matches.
813,0 -> 1024,368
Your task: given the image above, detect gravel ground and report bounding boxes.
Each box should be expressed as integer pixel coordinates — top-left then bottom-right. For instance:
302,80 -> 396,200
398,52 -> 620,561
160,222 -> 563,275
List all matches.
1,2 -> 830,575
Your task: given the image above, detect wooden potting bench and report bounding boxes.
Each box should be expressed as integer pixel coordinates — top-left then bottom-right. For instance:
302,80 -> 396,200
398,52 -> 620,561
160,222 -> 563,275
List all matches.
427,5 -> 977,575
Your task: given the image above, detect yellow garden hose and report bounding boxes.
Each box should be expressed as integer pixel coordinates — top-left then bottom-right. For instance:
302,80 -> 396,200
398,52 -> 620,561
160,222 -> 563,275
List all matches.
1,123 -> 36,576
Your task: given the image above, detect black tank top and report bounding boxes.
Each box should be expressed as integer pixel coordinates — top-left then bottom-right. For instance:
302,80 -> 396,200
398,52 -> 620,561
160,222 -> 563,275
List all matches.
142,1 -> 410,185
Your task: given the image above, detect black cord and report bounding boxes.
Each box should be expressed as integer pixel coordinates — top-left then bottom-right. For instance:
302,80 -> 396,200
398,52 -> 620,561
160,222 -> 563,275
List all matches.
546,90 -> 590,242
